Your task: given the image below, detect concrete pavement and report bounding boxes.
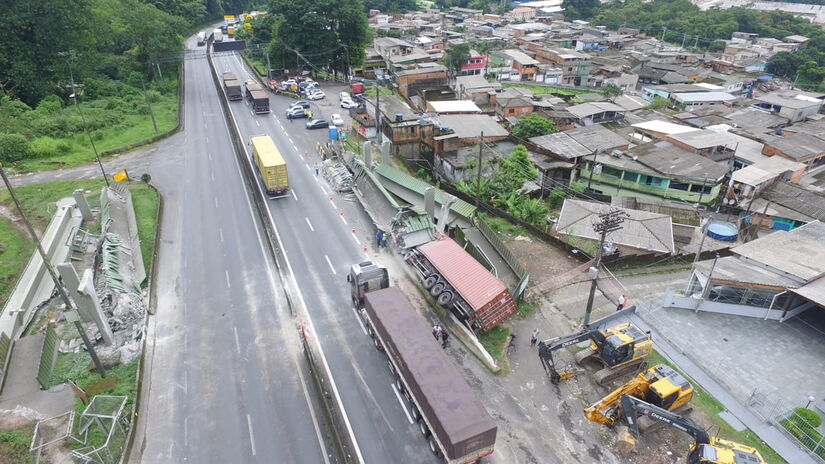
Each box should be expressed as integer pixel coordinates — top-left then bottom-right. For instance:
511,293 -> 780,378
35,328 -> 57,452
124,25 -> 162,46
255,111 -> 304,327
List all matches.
129,33 -> 327,463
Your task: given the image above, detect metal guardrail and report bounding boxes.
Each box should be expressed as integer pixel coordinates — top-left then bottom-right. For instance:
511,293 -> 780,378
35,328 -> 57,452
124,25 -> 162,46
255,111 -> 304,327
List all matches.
475,217 -> 528,281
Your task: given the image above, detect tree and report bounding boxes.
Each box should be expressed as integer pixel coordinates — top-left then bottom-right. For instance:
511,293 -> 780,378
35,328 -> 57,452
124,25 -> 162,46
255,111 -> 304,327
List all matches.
490,144 -> 537,199
768,51 -> 806,77
602,83 -> 622,98
266,0 -> 369,77
445,43 -> 471,75
511,113 -> 557,140
644,96 -> 670,110
563,0 -> 600,20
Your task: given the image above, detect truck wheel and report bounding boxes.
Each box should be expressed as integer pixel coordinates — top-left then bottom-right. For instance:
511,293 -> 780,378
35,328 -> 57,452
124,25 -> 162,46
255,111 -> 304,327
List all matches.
430,282 -> 446,296
428,436 -> 440,456
410,404 -> 421,421
418,420 -> 430,437
437,291 -> 454,306
423,275 -> 438,289
395,376 -> 404,392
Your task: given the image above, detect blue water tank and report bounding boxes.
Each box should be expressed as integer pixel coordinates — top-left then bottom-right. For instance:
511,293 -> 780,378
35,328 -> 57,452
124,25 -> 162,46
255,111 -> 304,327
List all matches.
329,127 -> 338,140
395,113 -> 403,121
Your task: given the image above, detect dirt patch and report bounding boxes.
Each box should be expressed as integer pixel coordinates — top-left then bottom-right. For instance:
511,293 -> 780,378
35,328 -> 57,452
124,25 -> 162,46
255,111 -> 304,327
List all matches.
505,235 -> 581,280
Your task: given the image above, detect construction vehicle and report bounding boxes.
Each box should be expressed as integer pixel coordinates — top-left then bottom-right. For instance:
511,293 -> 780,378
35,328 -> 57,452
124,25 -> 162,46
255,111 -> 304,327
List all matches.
347,261 -> 389,307
585,364 -> 693,428
618,394 -> 765,463
538,313 -> 652,385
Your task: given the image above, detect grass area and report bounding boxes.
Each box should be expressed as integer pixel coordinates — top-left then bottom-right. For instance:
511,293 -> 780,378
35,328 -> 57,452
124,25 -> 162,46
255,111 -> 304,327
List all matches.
517,300 -> 536,319
10,92 -> 178,174
0,425 -> 35,464
0,178 -> 108,230
502,83 -> 592,96
363,87 -> 397,97
245,53 -> 267,76
478,213 -> 529,237
49,352 -> 138,453
645,350 -> 787,464
479,325 -> 511,373
0,216 -> 34,307
130,183 -> 160,282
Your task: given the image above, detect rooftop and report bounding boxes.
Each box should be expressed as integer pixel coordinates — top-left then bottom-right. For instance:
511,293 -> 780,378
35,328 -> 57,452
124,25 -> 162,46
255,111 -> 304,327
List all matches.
632,120 -> 697,135
565,124 -> 629,152
672,91 -> 736,103
529,132 -> 591,160
567,102 -> 626,119
669,129 -> 738,150
764,133 -> 825,160
436,114 -> 509,139
732,220 -> 825,282
766,182 -> 825,222
378,94 -> 418,122
556,199 -> 675,254
427,100 -> 482,114
624,140 -> 729,180
497,49 -> 539,66
756,92 -> 824,110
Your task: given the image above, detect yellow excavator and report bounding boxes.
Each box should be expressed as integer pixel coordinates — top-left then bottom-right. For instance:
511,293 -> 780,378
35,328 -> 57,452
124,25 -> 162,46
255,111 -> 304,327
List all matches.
585,364 -> 694,428
538,315 -> 653,385
618,394 -> 765,463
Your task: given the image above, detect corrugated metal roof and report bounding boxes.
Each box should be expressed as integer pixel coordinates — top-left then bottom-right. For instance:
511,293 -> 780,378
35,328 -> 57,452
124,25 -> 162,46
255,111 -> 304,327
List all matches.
375,164 -> 477,219
418,237 -> 508,309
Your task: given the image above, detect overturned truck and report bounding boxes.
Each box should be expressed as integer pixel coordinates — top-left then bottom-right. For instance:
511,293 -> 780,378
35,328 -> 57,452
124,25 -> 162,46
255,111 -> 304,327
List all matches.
406,236 -> 517,334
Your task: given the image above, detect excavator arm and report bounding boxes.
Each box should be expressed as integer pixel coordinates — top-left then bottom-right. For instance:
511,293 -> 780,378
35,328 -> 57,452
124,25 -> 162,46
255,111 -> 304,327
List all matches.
619,394 -> 710,444
584,377 -> 647,425
538,329 -> 597,384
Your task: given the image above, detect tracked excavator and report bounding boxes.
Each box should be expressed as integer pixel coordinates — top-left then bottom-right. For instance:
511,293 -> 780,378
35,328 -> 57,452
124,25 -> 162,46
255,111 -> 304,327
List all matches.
619,394 -> 765,464
586,364 -> 694,431
537,308 -> 652,385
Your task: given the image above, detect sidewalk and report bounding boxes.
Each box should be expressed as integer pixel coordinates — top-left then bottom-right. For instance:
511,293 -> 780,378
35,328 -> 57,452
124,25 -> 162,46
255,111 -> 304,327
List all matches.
0,334 -> 74,418
628,312 -> 818,464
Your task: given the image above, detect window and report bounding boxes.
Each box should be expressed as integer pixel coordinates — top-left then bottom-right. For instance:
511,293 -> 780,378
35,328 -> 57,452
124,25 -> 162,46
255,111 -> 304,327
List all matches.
602,166 -> 623,178
623,172 -> 638,182
670,182 -> 690,191
689,184 -> 712,194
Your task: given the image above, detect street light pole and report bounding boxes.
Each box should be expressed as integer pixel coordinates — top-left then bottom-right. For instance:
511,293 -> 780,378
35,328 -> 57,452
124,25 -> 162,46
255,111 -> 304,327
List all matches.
582,209 -> 627,327
0,165 -> 106,378
64,52 -> 110,187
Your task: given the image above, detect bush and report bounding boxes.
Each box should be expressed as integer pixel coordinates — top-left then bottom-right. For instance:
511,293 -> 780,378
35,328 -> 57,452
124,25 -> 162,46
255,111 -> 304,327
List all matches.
0,133 -> 31,162
28,136 -> 70,158
35,95 -> 63,114
793,408 -> 823,429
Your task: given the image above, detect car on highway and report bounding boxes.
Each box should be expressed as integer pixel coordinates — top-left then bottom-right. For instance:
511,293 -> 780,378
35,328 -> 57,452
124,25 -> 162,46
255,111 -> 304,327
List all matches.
339,91 -> 350,101
307,90 -> 326,101
340,99 -> 357,109
306,119 -> 329,129
290,101 -> 310,109
287,107 -> 308,119
331,113 -> 344,126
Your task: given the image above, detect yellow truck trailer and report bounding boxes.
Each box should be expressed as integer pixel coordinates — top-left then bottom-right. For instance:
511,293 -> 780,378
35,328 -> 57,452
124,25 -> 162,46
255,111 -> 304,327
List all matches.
250,135 -> 288,197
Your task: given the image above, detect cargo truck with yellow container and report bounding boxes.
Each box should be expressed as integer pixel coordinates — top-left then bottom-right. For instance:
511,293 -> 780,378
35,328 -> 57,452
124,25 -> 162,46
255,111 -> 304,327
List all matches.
250,135 -> 288,198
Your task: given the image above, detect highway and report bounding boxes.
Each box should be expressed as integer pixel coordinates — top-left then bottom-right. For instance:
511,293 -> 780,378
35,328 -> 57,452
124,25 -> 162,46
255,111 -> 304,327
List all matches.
212,51 -> 441,463
130,34 -> 328,463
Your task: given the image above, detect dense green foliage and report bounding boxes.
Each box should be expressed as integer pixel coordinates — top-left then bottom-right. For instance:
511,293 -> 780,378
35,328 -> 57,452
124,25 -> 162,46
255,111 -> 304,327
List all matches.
445,43 -> 471,74
511,113 -> 557,140
564,0 -> 600,21
257,0 -> 370,77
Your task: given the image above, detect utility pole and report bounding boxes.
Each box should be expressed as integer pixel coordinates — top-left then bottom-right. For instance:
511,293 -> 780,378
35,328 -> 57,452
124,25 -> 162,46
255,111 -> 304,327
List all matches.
681,33 -> 687,49
693,36 -> 699,49
375,85 -> 381,141
63,51 -> 109,187
141,77 -> 159,135
585,148 -> 602,192
693,206 -> 708,265
0,165 -> 106,378
476,132 -> 484,206
582,209 -> 627,327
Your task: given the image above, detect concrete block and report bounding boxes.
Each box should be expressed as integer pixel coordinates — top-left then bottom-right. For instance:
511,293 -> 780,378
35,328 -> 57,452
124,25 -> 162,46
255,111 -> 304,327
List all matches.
56,263 -> 113,346
73,189 -> 93,221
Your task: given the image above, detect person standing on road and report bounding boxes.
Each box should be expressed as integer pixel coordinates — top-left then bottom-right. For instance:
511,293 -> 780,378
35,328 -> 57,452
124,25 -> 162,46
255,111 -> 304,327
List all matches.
432,325 -> 441,340
616,294 -> 626,311
530,329 -> 540,347
441,329 -> 449,349
376,230 -> 383,248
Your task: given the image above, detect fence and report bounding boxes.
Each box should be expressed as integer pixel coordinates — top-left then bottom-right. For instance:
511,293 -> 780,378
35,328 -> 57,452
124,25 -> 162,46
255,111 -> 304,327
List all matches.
36,324 -> 59,389
475,217 -> 528,281
775,409 -> 825,464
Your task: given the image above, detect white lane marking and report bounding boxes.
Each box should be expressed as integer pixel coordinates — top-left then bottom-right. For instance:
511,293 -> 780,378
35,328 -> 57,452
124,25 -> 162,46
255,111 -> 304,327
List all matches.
234,327 -> 241,354
305,217 -> 315,232
364,251 -> 370,260
218,63 -> 362,464
219,228 -> 224,243
339,214 -> 347,225
318,183 -> 328,195
291,190 -> 298,201
208,153 -> 212,161
391,383 -> 414,425
351,306 -> 367,335
288,137 -> 294,144
325,255 -> 337,275
211,171 -> 215,181
184,417 -> 189,446
255,120 -> 260,126
206,136 -> 209,143
294,357 -> 332,464
246,414 -> 257,456
329,199 -> 337,209
214,197 -> 219,209
292,143 -> 298,151
225,270 -> 231,289
351,230 -> 360,245
305,163 -> 310,170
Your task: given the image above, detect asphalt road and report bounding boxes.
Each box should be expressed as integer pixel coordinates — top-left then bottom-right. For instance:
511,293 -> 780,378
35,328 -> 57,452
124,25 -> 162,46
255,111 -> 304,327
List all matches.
212,52 -> 441,463
129,34 -> 328,463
